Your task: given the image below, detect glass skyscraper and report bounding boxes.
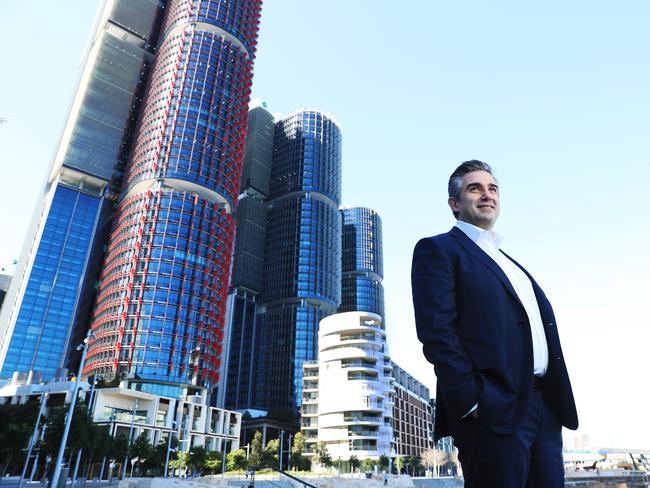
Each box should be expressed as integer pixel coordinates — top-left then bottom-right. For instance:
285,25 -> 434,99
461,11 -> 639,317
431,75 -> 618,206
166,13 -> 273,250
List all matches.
0,0 -> 263,392
0,0 -> 166,380
255,110 -> 342,418
339,206 -> 385,320
83,0 -> 262,393
221,101 -> 274,409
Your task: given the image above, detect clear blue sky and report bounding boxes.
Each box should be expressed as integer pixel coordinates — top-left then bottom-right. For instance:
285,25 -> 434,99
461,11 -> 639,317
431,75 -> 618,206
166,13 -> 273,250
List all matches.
1,1 -> 648,448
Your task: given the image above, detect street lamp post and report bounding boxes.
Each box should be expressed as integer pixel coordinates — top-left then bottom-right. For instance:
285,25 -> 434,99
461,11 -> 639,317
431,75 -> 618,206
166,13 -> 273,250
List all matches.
122,399 -> 141,479
99,413 -> 116,480
50,329 -> 95,488
221,437 -> 228,478
18,389 -> 49,488
279,431 -> 284,471
88,375 -> 102,412
288,434 -> 292,471
164,417 -> 178,478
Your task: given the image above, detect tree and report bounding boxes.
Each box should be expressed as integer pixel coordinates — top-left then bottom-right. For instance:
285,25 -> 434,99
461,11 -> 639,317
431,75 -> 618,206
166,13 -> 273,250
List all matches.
291,432 -> 304,457
402,456 -> 412,475
108,434 -> 130,466
144,440 -> 169,476
349,455 -> 360,473
361,458 -> 375,472
205,451 -> 223,474
227,448 -> 248,471
315,441 -> 332,468
261,439 -> 279,467
89,424 -> 113,461
290,432 -> 306,471
187,446 -> 208,474
129,433 -> 151,476
410,456 -> 422,476
421,449 -> 439,476
41,404 -> 97,462
378,454 -> 390,471
0,402 -> 39,476
249,431 -> 263,467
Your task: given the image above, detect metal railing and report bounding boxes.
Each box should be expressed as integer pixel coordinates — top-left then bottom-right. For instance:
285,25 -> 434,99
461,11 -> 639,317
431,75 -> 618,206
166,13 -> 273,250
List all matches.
274,468 -> 318,488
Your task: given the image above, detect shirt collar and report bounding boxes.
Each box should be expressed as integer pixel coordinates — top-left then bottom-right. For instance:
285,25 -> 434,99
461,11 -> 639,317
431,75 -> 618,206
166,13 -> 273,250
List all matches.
455,220 -> 503,250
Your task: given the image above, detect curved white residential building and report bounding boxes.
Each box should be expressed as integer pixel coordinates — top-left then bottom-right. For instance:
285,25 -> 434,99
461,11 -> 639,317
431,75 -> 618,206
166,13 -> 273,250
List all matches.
302,311 -> 394,460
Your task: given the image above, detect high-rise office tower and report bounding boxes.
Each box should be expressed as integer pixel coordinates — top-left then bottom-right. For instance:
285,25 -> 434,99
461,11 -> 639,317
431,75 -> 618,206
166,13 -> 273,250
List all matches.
339,206 -> 384,319
255,110 -> 342,418
82,0 -> 262,394
220,101 -> 274,409
0,1 -> 166,380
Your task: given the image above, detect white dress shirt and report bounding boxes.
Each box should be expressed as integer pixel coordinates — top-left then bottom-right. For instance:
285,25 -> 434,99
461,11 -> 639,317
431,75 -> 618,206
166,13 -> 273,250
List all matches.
455,220 -> 549,416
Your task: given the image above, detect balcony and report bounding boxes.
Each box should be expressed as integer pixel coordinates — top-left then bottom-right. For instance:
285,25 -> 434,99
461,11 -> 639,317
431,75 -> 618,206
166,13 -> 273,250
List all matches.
348,429 -> 379,438
302,393 -> 318,403
343,415 -> 382,424
341,360 -> 377,369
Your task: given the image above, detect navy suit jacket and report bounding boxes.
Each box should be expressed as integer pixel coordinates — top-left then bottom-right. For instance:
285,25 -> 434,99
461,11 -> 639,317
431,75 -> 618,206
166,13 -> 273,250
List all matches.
411,226 -> 578,440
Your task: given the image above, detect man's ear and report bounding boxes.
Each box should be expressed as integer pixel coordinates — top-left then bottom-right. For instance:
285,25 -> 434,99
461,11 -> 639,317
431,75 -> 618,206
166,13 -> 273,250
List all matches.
448,197 -> 459,213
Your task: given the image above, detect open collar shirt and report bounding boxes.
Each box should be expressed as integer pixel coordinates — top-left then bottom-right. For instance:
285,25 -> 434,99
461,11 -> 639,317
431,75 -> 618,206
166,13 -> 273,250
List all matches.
455,220 -> 549,377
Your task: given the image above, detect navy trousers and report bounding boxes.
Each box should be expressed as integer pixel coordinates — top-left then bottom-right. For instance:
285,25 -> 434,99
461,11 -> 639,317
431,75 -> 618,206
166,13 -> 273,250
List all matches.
452,386 -> 564,488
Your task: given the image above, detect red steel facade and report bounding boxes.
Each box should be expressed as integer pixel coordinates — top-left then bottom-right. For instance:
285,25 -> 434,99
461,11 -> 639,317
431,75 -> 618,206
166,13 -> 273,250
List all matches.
84,0 -> 262,392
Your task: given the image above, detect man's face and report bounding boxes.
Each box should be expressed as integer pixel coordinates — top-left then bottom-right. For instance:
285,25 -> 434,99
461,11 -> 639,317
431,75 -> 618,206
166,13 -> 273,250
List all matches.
448,170 -> 500,230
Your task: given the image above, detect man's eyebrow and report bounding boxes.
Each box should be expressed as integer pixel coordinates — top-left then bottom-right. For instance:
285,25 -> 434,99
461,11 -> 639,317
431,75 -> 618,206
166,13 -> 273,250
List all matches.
464,182 -> 499,190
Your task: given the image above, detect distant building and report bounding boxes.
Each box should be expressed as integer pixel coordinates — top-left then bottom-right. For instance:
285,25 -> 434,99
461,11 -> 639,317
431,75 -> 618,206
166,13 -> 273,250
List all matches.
221,101 -> 275,410
255,109 -> 342,420
301,312 -> 394,460
0,373 -> 240,456
339,206 -> 384,318
0,261 -> 15,312
391,362 -> 434,460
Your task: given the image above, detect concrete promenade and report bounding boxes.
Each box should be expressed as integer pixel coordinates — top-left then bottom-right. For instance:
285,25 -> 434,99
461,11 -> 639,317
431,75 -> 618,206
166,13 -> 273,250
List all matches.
0,474 -> 463,488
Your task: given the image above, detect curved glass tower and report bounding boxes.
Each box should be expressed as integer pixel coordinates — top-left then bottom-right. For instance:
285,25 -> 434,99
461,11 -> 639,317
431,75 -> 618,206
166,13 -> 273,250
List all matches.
84,0 -> 262,393
256,110 -> 342,416
339,206 -> 384,320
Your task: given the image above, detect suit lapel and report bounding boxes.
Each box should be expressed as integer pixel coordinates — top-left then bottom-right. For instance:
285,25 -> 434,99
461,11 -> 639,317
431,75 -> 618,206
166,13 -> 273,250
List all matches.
500,249 -> 552,322
449,226 -> 525,310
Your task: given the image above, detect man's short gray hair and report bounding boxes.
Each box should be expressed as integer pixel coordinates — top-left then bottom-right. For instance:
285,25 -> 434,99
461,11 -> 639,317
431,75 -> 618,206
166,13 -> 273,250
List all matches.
448,160 -> 496,218
448,160 -> 495,201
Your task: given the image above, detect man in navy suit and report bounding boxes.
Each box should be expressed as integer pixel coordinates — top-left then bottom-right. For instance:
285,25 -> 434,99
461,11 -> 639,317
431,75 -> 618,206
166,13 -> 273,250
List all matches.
411,160 -> 578,487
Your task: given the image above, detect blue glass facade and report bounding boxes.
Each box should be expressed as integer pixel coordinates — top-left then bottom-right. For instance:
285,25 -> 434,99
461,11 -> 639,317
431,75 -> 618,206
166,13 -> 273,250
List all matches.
0,0 -> 165,379
223,104 -> 274,410
0,185 -> 101,380
84,0 -> 262,390
339,207 -> 385,320
223,290 -> 258,408
85,190 -> 234,386
255,110 -> 342,416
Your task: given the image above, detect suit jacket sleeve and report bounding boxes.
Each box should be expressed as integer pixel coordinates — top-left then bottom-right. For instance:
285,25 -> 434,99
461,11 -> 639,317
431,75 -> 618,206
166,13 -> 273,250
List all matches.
411,237 -> 479,418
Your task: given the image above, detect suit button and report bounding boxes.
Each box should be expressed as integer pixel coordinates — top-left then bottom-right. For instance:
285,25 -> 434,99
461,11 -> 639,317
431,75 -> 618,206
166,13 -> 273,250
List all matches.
528,353 -> 534,360
517,321 -> 525,328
